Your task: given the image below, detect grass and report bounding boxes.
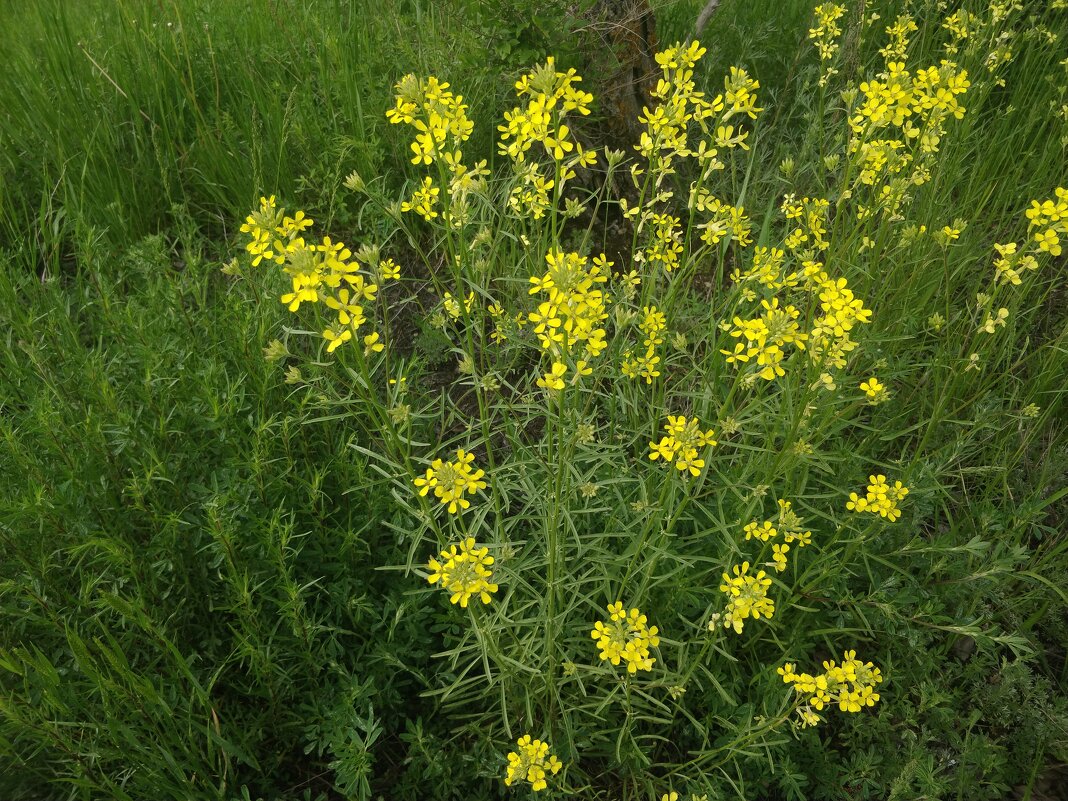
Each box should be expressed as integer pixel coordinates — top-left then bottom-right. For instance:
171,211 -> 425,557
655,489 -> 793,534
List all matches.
0,0 -> 499,262
1,0 -> 1067,799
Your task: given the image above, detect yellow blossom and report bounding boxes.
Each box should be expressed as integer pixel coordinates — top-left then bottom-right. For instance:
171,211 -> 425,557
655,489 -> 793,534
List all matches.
426,537 -> 498,607
504,735 -> 562,792
780,650 -> 883,726
859,376 -> 887,402
537,362 -> 568,391
649,415 -> 717,476
719,561 -> 775,634
847,474 -> 908,521
591,602 -> 661,673
413,449 -> 488,514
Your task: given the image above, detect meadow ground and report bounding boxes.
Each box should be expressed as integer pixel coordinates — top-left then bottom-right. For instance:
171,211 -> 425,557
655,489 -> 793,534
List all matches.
1,0 -> 1067,799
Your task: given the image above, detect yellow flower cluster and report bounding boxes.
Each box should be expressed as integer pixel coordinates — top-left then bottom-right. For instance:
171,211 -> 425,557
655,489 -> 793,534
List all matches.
979,307 -> 1009,334
239,196 -> 389,355
992,241 -> 1039,287
628,42 -> 761,252
851,138 -> 908,198
400,176 -> 439,221
443,290 -> 475,321
648,414 -> 717,477
636,41 -> 718,170
723,247 -> 872,381
981,2 -> 1019,82
742,499 -> 812,573
740,247 -> 788,289
718,562 -> 774,634
694,191 -> 752,247
636,213 -> 684,273
779,650 -> 883,727
723,65 -> 765,121
808,266 -> 873,368
504,735 -> 563,792
427,537 -> 499,608
413,448 -> 488,514
851,59 -> 970,139
942,9 -> 978,54
809,4 -> 847,85
781,195 -> 830,254
240,194 -> 302,267
878,14 -> 918,63
622,305 -> 667,384
498,58 -> 596,219
590,602 -> 661,674
528,250 -> 609,390
722,297 -> 807,381
388,74 -> 487,226
847,58 -> 970,219
846,474 -> 908,522
1025,187 -> 1067,257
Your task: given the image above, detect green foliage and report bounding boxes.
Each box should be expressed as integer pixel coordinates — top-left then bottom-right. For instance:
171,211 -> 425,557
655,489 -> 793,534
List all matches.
0,0 -> 493,257
0,234 -> 432,798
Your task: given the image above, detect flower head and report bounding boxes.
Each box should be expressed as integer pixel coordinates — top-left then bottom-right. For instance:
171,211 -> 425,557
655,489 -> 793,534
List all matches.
859,376 -> 887,403
427,537 -> 499,607
719,561 -> 775,633
591,602 -> 661,673
504,735 -> 562,792
781,650 -> 883,726
847,474 -> 908,521
413,449 -> 488,514
649,415 -> 717,476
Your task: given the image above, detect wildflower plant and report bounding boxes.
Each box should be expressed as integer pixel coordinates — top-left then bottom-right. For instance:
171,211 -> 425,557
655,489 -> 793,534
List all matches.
4,0 -> 1068,797
228,4 -> 1068,797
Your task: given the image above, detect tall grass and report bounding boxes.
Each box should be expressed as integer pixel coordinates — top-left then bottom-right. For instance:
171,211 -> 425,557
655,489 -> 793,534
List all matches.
0,0 -> 497,267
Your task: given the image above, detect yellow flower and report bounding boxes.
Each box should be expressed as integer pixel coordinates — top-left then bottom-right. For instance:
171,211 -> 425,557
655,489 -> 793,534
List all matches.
979,307 -> 1009,334
649,415 -> 717,477
363,332 -> 385,355
859,376 -> 887,402
809,4 -> 847,69
413,449 -> 488,514
443,290 -> 475,320
814,372 -> 837,391
590,602 -> 661,673
848,474 -> 908,521
745,521 -> 778,542
719,561 -> 775,633
777,499 -> 813,546
400,176 -> 440,221
1034,228 -> 1061,255
426,537 -> 499,608
537,362 -> 567,391
772,543 -> 790,573
781,650 -> 882,726
239,195 -> 287,266
504,735 -> 563,792
323,327 -> 352,353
